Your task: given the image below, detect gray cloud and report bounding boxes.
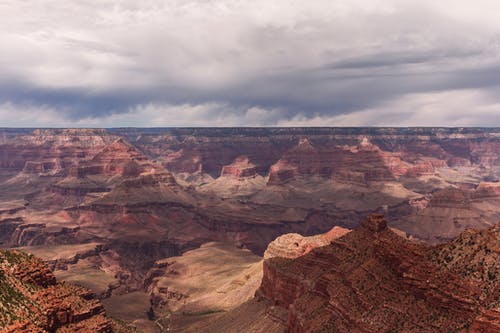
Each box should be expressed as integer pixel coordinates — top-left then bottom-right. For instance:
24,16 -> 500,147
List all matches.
0,0 -> 500,126
327,48 -> 483,70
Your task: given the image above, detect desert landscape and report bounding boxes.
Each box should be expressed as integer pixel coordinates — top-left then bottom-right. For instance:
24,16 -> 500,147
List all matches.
0,127 -> 498,332
2,0 -> 500,331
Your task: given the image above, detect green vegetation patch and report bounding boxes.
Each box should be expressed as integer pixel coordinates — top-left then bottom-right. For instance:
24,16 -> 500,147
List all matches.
0,262 -> 39,327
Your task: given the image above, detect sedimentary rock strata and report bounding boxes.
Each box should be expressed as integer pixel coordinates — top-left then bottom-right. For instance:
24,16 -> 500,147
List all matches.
256,215 -> 499,333
1,127 -> 499,330
220,156 -> 258,178
263,226 -> 350,259
0,250 -> 133,333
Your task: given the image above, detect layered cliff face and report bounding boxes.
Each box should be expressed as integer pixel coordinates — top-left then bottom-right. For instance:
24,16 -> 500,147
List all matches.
1,129 -> 337,256
142,231 -> 351,332
393,185 -> 500,243
256,215 -> 499,333
2,128 -> 499,250
220,156 -> 258,178
1,128 -> 500,330
267,137 -> 405,185
0,129 -> 115,173
0,250 -> 133,333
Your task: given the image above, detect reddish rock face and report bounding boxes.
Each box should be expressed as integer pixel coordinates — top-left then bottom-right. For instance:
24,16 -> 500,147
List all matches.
258,215 -> 499,333
0,129 -> 115,171
1,127 -> 499,251
266,137 -> 422,185
404,157 -> 446,177
70,138 -> 157,178
22,160 -> 62,175
264,226 -> 350,259
267,139 -> 343,184
470,309 -> 500,333
360,213 -> 387,232
220,156 -> 258,178
0,250 -> 131,333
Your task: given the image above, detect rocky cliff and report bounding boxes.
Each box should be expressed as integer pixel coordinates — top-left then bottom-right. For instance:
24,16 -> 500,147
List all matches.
0,250 -> 133,333
2,127 -> 499,251
256,215 -> 499,333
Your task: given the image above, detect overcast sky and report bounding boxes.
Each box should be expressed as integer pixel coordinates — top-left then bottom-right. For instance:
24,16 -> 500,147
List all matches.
1,0 -> 500,127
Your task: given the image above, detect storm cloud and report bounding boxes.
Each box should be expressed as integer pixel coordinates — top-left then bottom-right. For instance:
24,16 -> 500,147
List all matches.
1,0 -> 500,126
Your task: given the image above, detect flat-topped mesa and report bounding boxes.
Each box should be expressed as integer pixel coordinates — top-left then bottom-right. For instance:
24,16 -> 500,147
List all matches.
119,171 -> 179,188
360,213 -> 388,233
220,156 -> 258,178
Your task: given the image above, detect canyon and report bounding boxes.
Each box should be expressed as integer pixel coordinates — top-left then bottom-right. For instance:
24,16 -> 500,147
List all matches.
0,127 -> 499,332
194,214 -> 499,333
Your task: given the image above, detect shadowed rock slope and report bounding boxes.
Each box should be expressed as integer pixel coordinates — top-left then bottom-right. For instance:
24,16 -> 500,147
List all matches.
0,250 -> 134,333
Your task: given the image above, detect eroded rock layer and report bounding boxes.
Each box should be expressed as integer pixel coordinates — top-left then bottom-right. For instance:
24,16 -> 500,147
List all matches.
1,127 -> 500,330
0,250 -> 133,333
263,226 -> 350,260
257,215 -> 499,333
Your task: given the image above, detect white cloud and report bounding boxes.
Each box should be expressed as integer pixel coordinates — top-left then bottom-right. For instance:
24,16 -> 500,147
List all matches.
0,1 -> 500,125
0,101 -> 286,127
1,0 -> 499,89
278,89 -> 500,127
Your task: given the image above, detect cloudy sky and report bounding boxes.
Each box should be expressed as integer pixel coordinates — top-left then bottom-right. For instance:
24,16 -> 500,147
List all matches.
1,0 -> 500,127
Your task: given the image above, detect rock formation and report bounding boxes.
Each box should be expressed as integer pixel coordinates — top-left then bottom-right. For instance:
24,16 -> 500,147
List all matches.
1,127 -> 499,251
1,127 -> 500,330
0,250 -> 133,333
220,156 -> 258,178
143,242 -> 264,331
70,138 -> 155,178
255,215 -> 499,333
474,181 -> 500,199
263,226 -> 350,259
0,129 -> 114,171
392,186 -> 499,243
